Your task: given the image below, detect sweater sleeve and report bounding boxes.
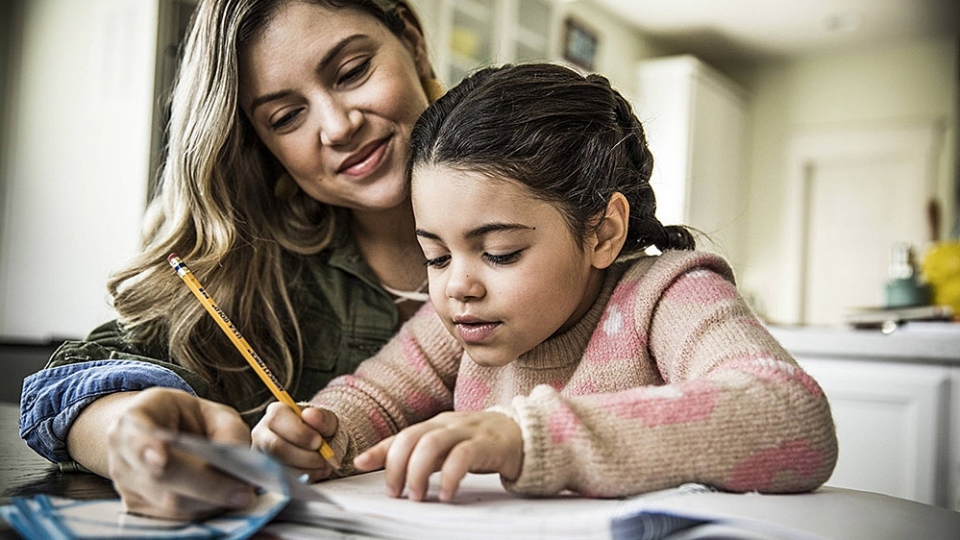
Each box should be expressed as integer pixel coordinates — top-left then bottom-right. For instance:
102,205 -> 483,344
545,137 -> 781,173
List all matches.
498,252 -> 838,498
308,302 -> 464,476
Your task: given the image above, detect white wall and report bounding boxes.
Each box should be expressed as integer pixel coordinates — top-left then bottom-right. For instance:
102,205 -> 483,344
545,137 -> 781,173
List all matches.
737,37 -> 959,323
0,0 -> 158,340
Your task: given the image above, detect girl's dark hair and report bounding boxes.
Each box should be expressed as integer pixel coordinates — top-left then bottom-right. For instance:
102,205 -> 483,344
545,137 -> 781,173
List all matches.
409,63 -> 694,255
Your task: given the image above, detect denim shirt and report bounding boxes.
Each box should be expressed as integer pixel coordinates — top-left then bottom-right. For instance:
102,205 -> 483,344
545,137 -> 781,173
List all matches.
20,227 -> 400,464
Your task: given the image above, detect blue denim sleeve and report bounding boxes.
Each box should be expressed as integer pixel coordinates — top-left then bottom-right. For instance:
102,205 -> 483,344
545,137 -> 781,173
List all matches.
19,360 -> 196,463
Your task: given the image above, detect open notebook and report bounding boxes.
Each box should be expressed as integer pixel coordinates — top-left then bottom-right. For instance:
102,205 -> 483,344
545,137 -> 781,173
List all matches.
266,471 -> 960,540
4,433 -> 959,540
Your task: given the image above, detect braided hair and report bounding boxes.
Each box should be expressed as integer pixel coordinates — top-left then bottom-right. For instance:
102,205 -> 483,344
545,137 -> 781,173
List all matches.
409,63 -> 694,256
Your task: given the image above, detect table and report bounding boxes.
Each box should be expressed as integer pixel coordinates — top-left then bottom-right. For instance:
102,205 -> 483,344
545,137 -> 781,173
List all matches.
2,401 -> 959,540
0,402 -> 116,539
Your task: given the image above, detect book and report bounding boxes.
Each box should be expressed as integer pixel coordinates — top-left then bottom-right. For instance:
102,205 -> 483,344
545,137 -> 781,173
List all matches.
267,471 -> 960,540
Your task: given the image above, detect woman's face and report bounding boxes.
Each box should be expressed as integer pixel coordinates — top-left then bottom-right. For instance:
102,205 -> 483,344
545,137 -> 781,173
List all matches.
239,2 -> 432,213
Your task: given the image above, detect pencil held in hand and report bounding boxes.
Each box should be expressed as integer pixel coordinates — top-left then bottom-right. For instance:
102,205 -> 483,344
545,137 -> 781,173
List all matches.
167,253 -> 341,469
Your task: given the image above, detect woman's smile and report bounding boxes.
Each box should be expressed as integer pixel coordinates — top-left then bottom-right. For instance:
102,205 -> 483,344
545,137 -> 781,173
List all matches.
338,136 -> 391,178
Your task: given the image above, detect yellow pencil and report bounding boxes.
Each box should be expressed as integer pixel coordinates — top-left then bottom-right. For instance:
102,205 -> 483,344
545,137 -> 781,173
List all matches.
167,253 -> 340,469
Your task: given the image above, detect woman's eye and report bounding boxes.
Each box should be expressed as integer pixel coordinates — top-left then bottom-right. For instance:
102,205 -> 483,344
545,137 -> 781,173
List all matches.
484,251 -> 522,266
270,109 -> 302,131
339,58 -> 372,85
424,255 -> 450,269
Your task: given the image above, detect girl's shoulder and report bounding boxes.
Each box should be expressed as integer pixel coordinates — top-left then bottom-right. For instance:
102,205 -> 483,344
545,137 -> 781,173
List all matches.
615,250 -> 736,290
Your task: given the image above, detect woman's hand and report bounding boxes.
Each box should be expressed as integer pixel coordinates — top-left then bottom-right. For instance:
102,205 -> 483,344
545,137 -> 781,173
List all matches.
89,387 -> 255,520
353,411 -> 523,502
252,402 -> 339,482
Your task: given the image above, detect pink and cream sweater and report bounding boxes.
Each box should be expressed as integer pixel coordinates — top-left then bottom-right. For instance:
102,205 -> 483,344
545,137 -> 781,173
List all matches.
310,250 -> 838,497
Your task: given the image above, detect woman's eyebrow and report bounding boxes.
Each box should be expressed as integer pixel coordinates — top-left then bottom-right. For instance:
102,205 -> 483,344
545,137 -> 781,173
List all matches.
248,34 -> 370,112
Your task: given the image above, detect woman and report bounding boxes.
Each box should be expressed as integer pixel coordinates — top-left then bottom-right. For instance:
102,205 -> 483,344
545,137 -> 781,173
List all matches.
19,0 -> 442,520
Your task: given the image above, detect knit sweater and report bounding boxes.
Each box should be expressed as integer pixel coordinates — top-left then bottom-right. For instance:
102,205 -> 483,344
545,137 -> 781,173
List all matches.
310,250 -> 838,497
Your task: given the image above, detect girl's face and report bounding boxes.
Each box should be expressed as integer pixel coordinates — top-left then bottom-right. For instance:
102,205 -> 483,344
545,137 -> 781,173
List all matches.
239,2 -> 432,213
412,165 -> 606,367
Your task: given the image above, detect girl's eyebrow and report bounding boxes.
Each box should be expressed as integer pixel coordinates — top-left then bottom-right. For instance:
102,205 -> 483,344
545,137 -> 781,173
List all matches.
416,223 -> 532,241
247,34 -> 369,113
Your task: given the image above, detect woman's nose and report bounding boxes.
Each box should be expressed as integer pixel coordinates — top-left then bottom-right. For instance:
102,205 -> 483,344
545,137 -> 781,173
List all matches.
315,98 -> 362,147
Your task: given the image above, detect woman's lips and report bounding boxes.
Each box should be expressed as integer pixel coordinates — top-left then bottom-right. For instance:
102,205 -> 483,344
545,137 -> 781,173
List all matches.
338,138 -> 390,178
455,321 -> 500,344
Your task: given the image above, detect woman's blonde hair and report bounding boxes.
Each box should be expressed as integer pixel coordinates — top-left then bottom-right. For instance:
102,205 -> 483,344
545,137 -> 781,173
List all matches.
107,0 -> 429,418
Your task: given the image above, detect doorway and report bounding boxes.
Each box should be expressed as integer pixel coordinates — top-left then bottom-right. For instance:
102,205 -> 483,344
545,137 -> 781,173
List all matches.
784,123 -> 943,325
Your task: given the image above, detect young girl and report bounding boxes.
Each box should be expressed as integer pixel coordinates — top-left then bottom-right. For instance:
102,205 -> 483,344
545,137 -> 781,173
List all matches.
253,63 -> 838,503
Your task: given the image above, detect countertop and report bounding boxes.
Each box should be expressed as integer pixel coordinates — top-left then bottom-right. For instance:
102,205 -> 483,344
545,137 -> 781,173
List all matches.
767,323 -> 960,364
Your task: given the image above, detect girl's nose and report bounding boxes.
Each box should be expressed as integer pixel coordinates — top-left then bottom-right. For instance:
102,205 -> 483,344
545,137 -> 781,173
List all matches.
316,99 -> 362,147
445,263 -> 484,302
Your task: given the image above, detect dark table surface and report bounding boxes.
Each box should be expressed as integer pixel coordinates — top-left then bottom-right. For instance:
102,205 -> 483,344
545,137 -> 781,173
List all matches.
0,401 -> 116,539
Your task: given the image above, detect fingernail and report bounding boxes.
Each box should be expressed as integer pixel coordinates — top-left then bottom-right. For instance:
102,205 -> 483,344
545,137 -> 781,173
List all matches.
143,448 -> 164,468
298,473 -> 310,484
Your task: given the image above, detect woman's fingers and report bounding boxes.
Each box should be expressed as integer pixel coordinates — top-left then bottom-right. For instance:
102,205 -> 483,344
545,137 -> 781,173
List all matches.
198,398 -> 252,446
108,417 -> 254,520
101,388 -> 260,520
123,445 -> 255,519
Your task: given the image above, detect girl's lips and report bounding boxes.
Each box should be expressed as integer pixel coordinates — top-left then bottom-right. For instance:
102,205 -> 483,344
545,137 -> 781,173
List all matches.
455,321 -> 500,344
338,137 -> 390,178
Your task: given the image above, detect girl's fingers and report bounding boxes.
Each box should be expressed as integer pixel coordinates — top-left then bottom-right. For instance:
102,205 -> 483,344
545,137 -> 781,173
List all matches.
354,437 -> 393,471
403,429 -> 460,501
382,424 -> 435,498
438,442 -> 474,502
300,406 -> 338,439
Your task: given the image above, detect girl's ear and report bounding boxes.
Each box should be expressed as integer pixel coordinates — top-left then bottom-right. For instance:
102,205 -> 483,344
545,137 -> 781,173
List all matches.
590,192 -> 629,270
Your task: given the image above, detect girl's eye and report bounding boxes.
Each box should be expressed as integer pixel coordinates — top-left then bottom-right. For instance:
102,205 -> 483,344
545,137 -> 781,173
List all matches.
339,58 -> 372,85
424,255 -> 450,269
484,251 -> 522,266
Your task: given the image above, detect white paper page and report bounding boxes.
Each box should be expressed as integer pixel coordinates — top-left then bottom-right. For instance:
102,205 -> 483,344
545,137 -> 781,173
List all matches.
274,473 -> 712,540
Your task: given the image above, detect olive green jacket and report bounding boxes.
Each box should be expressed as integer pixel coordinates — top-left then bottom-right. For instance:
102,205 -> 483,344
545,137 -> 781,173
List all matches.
21,225 -> 402,462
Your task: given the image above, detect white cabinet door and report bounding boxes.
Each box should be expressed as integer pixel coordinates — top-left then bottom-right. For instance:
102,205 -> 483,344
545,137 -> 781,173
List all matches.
797,357 -> 952,506
634,55 -> 748,271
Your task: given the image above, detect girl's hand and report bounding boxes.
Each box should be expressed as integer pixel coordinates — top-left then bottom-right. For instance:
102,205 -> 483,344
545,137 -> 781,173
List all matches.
353,411 -> 523,502
103,387 -> 255,520
252,402 -> 339,482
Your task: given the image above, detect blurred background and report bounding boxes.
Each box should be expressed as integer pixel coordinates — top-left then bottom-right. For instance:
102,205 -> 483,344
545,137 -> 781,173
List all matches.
2,0 -> 958,341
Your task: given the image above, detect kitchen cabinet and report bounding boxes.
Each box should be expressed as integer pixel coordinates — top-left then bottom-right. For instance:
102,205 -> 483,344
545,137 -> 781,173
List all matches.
410,0 -> 556,87
633,55 -> 748,270
768,325 -> 960,510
